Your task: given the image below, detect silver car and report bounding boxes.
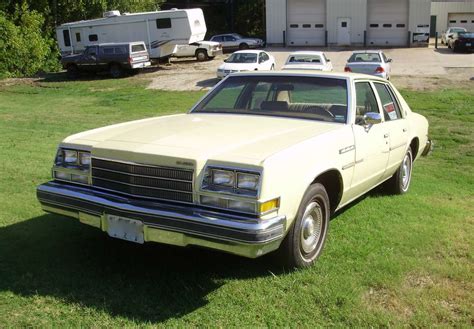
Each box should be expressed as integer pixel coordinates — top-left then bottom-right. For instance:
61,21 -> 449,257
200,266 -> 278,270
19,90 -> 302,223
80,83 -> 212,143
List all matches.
209,33 -> 264,51
344,50 -> 392,80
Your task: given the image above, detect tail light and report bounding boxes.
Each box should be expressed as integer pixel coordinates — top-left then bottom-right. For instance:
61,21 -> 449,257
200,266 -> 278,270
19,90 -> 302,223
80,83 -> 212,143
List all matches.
344,66 -> 351,72
375,66 -> 385,73
128,57 -> 132,64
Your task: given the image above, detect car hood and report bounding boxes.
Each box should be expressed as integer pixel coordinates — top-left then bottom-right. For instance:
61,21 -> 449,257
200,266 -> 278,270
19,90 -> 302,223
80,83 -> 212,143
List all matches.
219,62 -> 258,71
62,113 -> 342,168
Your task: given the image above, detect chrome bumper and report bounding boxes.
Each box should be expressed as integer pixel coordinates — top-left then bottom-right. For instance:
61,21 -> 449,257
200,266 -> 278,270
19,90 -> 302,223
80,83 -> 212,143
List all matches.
421,139 -> 433,156
36,182 -> 286,258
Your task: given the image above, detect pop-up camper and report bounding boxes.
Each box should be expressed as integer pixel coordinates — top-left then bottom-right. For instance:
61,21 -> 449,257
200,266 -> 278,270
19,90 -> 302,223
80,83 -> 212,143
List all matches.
56,8 -> 206,59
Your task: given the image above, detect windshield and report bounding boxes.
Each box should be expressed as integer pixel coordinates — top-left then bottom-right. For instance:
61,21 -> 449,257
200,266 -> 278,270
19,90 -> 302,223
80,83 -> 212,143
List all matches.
226,53 -> 257,63
348,53 -> 381,63
192,76 -> 348,123
287,54 -> 323,64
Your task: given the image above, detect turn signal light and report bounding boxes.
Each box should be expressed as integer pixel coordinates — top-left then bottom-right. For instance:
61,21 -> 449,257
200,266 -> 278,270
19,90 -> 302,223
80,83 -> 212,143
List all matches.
375,66 -> 385,73
259,198 -> 280,214
344,66 -> 351,72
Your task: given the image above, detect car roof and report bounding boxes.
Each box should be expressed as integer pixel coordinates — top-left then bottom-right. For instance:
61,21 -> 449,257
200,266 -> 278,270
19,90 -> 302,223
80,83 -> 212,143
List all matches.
351,50 -> 384,54
229,70 -> 388,82
232,50 -> 265,54
287,51 -> 325,56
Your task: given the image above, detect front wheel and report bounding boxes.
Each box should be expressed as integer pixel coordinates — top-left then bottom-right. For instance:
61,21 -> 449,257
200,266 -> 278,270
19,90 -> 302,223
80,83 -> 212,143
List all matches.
66,65 -> 79,79
196,49 -> 208,61
278,183 -> 330,268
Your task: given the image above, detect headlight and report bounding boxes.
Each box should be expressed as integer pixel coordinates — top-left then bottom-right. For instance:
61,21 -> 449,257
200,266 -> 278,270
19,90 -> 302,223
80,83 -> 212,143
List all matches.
237,173 -> 259,190
212,169 -> 234,186
79,152 -> 91,166
64,150 -> 78,164
53,147 -> 91,185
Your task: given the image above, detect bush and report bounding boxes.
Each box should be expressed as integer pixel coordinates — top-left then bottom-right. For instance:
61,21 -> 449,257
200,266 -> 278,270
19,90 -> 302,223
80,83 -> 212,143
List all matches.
0,4 -> 60,78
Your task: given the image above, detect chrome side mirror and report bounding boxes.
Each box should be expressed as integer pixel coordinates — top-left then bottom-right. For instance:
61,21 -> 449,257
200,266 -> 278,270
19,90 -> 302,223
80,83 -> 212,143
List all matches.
363,112 -> 382,131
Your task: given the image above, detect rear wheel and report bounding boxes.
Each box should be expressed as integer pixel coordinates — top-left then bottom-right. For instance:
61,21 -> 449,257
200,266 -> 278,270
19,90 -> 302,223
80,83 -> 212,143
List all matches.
109,64 -> 123,78
385,147 -> 413,195
278,183 -> 330,268
196,49 -> 208,61
239,43 -> 249,50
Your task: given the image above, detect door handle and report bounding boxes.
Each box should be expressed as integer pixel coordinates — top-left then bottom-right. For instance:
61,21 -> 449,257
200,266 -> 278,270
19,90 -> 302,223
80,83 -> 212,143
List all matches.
402,128 -> 407,132
384,133 -> 389,138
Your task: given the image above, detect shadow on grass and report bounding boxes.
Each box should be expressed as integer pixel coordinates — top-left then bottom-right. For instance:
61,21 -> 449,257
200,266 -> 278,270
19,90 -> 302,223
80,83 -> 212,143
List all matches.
0,214 -> 278,323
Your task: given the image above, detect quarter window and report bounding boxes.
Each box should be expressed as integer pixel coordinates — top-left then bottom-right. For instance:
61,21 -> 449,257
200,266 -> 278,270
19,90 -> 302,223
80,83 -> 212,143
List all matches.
355,82 -> 379,123
156,18 -> 171,29
374,83 -> 402,121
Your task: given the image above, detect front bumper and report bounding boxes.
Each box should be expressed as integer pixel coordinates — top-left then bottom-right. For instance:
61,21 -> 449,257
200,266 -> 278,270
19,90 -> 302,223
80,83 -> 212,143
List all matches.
37,182 -> 286,258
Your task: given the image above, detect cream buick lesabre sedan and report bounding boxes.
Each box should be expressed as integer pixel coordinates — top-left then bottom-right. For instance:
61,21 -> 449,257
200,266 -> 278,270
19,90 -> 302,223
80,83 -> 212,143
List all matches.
37,72 -> 432,268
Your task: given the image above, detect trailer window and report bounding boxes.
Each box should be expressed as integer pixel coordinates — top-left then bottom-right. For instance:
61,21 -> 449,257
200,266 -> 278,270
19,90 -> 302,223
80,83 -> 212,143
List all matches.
88,34 -> 98,42
63,30 -> 71,47
156,18 -> 171,29
75,33 -> 81,42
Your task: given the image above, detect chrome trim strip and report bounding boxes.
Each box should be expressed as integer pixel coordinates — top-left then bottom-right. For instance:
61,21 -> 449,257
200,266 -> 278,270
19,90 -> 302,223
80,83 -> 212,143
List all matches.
92,176 -> 193,194
339,145 -> 355,154
355,158 -> 364,164
342,162 -> 355,170
390,143 -> 406,151
91,166 -> 191,183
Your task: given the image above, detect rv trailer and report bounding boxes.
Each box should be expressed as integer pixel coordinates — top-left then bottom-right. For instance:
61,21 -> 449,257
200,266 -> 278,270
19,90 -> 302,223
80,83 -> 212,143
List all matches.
56,8 -> 206,59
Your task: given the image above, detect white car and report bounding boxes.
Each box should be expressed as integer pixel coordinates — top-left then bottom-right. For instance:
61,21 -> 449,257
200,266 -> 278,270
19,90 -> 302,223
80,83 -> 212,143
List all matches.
282,51 -> 333,71
344,50 -> 392,80
441,27 -> 467,45
217,50 -> 275,79
173,41 -> 223,61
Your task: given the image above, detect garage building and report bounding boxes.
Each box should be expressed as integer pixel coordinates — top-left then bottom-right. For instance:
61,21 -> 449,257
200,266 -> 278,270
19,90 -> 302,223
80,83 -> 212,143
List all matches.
266,0 -> 431,47
430,1 -> 474,36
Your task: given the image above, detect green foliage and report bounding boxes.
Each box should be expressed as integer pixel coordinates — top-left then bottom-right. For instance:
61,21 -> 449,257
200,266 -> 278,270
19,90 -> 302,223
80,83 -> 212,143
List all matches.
0,4 -> 60,77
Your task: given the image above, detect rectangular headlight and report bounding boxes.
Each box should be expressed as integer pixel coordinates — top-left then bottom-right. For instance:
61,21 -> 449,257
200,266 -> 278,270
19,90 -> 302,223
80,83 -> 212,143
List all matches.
64,150 -> 78,164
228,200 -> 256,213
54,171 -> 71,181
79,152 -> 91,166
71,173 -> 89,184
237,173 -> 259,190
212,169 -> 234,187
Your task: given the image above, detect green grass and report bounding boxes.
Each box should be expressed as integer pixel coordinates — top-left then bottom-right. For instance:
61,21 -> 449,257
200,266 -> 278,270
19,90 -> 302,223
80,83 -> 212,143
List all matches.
0,75 -> 472,327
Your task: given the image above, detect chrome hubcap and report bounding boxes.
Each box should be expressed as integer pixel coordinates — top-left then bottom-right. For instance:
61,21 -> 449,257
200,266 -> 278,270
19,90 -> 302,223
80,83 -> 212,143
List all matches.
401,153 -> 411,190
300,202 -> 323,255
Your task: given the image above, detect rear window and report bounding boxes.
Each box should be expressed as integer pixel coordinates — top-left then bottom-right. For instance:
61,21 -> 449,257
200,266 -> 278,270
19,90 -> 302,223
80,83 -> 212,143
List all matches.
348,53 -> 381,63
131,44 -> 146,53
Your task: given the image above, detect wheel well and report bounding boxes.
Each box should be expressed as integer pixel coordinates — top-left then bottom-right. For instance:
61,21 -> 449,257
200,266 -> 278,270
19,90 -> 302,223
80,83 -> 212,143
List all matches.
195,48 -> 207,55
410,138 -> 419,159
312,170 -> 343,214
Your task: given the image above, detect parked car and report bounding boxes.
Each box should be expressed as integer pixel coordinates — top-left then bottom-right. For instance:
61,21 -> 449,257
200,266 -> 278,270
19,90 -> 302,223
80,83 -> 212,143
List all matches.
447,31 -> 474,52
216,50 -> 275,79
282,51 -> 333,71
37,71 -> 432,268
441,27 -> 467,45
210,33 -> 264,51
344,50 -> 392,80
173,41 -> 223,61
62,42 -> 151,79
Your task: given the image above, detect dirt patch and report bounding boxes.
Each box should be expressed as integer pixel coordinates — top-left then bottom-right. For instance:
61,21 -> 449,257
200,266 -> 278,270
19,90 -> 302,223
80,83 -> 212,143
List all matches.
391,68 -> 474,91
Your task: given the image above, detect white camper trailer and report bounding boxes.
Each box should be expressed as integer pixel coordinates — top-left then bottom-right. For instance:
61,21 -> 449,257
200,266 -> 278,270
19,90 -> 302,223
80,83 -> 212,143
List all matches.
56,8 -> 206,59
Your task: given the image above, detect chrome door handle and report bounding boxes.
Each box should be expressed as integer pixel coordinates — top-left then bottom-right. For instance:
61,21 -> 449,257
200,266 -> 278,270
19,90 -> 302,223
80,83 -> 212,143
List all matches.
402,128 -> 407,132
384,133 -> 389,138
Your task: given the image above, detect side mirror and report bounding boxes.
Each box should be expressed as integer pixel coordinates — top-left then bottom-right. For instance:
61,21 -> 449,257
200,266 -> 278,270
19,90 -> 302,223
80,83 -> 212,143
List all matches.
223,58 -> 228,63
363,112 -> 382,130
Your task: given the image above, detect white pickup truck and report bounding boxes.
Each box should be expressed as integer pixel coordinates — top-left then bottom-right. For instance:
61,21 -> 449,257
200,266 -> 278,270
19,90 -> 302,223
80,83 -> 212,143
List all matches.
173,41 -> 223,61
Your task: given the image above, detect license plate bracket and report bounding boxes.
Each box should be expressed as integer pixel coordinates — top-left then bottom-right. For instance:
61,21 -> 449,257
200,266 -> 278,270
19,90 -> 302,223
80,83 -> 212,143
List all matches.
106,215 -> 144,244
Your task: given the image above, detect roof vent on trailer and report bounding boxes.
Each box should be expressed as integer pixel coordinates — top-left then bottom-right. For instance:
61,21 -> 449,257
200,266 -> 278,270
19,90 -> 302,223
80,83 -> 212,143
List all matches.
103,10 -> 121,18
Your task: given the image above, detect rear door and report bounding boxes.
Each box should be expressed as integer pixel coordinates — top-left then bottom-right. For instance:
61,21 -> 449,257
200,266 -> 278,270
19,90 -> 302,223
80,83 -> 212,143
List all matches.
373,82 -> 409,179
348,81 -> 390,199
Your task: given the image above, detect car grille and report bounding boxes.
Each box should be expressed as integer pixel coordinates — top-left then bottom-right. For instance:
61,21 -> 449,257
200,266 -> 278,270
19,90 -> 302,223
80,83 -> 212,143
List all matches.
91,158 -> 194,203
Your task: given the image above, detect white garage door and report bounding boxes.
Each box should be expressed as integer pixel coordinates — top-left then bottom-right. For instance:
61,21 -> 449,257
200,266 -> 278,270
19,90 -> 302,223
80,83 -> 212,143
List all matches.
448,13 -> 474,32
367,0 -> 408,46
287,0 -> 326,46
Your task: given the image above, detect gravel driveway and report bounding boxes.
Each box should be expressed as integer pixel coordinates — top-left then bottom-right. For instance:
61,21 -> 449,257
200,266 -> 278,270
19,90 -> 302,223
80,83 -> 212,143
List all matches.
144,46 -> 474,91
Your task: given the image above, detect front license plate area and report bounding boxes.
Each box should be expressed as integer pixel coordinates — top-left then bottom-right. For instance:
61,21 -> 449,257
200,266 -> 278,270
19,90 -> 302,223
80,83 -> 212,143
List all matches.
106,215 -> 144,244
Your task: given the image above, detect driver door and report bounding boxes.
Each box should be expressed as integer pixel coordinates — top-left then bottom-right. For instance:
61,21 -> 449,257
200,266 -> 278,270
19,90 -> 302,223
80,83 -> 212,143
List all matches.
82,46 -> 98,71
348,81 -> 390,199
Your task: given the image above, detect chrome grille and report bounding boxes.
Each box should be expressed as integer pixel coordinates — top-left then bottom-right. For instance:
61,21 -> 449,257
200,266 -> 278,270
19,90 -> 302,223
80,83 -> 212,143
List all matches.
91,158 -> 194,203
